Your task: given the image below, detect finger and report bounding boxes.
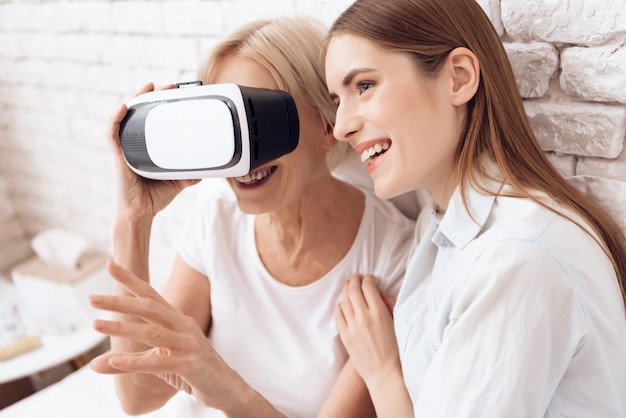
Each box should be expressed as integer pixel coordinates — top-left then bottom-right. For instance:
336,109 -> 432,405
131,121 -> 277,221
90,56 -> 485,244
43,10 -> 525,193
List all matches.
132,82 -> 155,97
89,293 -> 134,313
346,274 -> 370,312
155,83 -> 176,91
180,178 -> 202,188
106,260 -> 169,306
380,290 -> 396,314
107,103 -> 128,155
89,294 -> 179,329
338,279 -> 355,321
92,318 -> 179,349
107,348 -> 180,374
335,303 -> 348,334
109,83 -> 154,152
90,352 -> 132,375
335,304 -> 354,350
360,275 -> 388,314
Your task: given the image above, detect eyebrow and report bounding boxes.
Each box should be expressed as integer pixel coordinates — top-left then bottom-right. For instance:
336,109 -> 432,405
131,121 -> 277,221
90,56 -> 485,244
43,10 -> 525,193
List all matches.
328,67 -> 375,100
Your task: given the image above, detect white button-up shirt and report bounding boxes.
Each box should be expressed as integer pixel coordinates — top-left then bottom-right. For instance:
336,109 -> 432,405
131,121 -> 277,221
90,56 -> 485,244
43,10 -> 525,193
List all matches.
394,182 -> 626,417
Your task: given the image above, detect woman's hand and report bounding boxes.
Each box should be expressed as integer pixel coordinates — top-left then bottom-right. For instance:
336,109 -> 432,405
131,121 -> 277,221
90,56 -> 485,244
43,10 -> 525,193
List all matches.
335,274 -> 402,389
89,260 -> 246,410
108,83 -> 199,222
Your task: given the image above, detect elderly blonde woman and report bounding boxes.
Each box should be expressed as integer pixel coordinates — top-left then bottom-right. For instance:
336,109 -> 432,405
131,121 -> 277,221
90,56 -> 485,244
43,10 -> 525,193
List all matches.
89,17 -> 415,418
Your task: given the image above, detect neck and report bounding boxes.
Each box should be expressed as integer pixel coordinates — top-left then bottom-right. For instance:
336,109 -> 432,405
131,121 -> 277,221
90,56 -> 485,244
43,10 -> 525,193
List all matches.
259,174 -> 361,244
428,179 -> 457,212
255,174 -> 365,285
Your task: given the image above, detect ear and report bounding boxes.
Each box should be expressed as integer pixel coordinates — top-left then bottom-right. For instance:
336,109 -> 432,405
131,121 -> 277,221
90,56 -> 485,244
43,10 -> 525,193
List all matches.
320,123 -> 337,150
447,47 -> 480,106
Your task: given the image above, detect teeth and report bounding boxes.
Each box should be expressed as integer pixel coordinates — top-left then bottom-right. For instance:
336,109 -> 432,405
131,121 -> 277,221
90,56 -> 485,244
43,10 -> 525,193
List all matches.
360,142 -> 390,163
234,167 -> 273,184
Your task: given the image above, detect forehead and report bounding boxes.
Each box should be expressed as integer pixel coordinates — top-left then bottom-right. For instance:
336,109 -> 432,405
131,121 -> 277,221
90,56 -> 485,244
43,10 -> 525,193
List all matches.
325,34 -> 384,73
325,34 -> 416,89
211,55 -> 279,90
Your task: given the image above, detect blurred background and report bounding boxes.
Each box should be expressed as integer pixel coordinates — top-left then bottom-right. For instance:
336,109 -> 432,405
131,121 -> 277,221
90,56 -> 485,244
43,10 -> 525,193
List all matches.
1,0 -> 625,282
0,0 -> 625,412
0,0 -> 356,285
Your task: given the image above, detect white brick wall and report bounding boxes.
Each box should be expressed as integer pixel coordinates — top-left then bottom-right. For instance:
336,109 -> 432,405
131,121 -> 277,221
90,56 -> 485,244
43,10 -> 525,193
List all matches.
0,0 -> 625,282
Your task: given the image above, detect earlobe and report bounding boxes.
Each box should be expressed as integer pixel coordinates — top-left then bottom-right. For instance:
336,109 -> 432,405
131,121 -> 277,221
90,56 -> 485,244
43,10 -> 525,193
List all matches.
449,47 -> 480,106
320,123 -> 337,150
321,130 -> 338,150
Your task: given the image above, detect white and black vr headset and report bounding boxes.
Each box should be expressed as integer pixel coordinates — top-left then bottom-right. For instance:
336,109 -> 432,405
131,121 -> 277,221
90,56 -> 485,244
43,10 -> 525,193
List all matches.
119,81 -> 299,180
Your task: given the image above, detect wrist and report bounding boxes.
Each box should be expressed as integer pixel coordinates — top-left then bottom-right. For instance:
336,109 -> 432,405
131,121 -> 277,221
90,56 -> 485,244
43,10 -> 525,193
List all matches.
209,375 -> 284,418
220,384 -> 261,417
112,216 -> 152,274
113,213 -> 152,239
114,208 -> 154,231
366,365 -> 413,417
368,364 -> 402,392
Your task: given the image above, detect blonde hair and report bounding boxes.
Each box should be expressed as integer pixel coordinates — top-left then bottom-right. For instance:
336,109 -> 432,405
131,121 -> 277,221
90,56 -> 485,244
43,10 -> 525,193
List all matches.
198,17 -> 348,169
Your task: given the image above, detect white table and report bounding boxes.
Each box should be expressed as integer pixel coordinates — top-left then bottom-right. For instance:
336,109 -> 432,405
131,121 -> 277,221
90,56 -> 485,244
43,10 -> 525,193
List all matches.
0,321 -> 107,385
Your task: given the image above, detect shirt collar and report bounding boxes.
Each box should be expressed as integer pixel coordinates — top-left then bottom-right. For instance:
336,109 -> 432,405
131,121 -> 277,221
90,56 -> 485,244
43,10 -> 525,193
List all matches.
431,179 -> 502,249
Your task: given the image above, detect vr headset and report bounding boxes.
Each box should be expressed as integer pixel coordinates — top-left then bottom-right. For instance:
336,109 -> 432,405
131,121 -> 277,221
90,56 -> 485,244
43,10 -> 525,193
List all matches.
119,82 -> 299,180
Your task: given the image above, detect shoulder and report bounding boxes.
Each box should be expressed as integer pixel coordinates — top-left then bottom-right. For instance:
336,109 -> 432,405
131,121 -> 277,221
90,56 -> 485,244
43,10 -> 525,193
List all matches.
485,194 -> 600,255
443,189 -> 616,298
462,195 -> 618,312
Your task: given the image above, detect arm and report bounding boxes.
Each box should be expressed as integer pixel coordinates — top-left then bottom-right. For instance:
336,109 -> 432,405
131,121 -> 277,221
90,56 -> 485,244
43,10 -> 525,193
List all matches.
111,255 -> 213,413
336,274 -> 414,418
91,259 -> 288,417
317,360 -> 376,418
90,84 -> 200,414
319,287 -> 401,418
410,242 -> 586,417
339,243 -> 587,417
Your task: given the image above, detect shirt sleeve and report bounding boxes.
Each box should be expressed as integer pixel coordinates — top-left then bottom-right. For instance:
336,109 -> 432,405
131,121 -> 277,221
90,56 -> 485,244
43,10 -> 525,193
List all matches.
413,240 -> 588,418
173,200 -> 210,277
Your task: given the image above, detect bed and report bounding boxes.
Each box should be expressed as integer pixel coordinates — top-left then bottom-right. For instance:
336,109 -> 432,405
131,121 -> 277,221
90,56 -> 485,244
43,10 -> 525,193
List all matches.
0,363 -> 226,417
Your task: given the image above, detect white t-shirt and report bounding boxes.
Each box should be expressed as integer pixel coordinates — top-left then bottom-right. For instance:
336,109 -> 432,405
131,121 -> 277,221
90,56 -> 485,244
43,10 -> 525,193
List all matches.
395,182 -> 626,417
174,187 -> 415,418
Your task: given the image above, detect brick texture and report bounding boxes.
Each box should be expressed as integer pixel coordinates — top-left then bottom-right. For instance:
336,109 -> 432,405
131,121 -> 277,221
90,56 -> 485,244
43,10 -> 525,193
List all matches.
0,0 -> 625,280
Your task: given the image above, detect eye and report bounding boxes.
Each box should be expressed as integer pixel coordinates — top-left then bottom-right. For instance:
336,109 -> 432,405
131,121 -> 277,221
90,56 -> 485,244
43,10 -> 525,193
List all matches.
357,81 -> 374,94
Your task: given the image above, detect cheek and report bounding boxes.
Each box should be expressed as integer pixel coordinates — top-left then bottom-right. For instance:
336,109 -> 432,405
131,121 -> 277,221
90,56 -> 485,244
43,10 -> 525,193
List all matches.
273,151 -> 316,195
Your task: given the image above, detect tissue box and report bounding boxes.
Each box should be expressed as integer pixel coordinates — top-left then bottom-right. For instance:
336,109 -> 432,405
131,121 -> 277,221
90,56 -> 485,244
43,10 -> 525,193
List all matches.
11,252 -> 112,335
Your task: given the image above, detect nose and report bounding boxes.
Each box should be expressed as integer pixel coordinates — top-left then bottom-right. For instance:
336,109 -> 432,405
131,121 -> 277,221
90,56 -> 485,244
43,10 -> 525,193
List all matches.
333,101 -> 360,143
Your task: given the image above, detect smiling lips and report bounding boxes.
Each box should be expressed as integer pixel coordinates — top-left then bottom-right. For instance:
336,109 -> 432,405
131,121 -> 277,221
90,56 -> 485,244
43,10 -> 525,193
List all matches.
233,139 -> 390,185
233,166 -> 277,185
358,139 -> 391,164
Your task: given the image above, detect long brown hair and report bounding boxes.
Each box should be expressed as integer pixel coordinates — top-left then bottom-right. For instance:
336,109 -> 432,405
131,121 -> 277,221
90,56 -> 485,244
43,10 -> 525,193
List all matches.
326,0 -> 626,306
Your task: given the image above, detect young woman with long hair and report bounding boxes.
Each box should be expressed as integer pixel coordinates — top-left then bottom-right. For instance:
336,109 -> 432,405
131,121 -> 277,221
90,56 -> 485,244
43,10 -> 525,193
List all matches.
325,0 -> 626,416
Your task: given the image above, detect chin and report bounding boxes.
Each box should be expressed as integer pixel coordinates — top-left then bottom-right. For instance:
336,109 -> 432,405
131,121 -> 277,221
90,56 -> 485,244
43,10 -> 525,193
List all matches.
234,197 -> 271,215
373,177 -> 413,201
372,183 -> 397,201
